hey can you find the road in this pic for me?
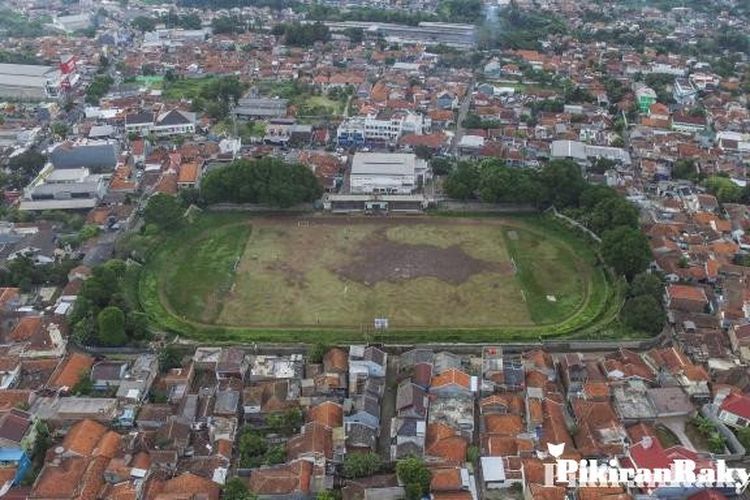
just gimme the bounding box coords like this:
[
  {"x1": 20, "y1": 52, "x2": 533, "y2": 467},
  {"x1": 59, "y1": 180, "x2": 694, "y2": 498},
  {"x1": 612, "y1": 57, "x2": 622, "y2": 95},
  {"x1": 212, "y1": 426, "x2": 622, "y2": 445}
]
[
  {"x1": 450, "y1": 78, "x2": 474, "y2": 154},
  {"x1": 377, "y1": 354, "x2": 398, "y2": 460}
]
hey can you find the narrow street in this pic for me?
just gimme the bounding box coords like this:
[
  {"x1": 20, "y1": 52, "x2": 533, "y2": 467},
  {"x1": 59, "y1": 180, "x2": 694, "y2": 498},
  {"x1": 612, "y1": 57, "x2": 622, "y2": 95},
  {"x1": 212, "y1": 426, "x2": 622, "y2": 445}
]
[
  {"x1": 378, "y1": 354, "x2": 399, "y2": 461},
  {"x1": 450, "y1": 78, "x2": 474, "y2": 154}
]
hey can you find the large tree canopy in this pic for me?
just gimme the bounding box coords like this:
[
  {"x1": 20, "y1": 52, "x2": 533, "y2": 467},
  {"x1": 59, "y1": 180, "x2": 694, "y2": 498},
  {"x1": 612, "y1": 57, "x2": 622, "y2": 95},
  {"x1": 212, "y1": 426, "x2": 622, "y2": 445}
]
[
  {"x1": 601, "y1": 226, "x2": 652, "y2": 280},
  {"x1": 200, "y1": 158, "x2": 322, "y2": 207}
]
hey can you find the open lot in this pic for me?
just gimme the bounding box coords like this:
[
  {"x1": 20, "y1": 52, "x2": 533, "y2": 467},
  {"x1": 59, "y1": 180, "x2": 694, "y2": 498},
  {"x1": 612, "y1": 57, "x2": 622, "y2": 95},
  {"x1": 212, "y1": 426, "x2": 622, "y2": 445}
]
[{"x1": 140, "y1": 214, "x2": 614, "y2": 341}]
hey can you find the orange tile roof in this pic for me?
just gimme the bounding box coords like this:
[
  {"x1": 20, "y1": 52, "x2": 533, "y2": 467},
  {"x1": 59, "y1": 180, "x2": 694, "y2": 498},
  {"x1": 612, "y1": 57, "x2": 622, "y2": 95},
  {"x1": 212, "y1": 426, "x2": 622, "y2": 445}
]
[
  {"x1": 31, "y1": 456, "x2": 88, "y2": 498},
  {"x1": 50, "y1": 352, "x2": 94, "y2": 390},
  {"x1": 308, "y1": 401, "x2": 343, "y2": 429},
  {"x1": 667, "y1": 284, "x2": 707, "y2": 303},
  {"x1": 157, "y1": 472, "x2": 220, "y2": 500},
  {"x1": 249, "y1": 460, "x2": 313, "y2": 496},
  {"x1": 322, "y1": 347, "x2": 348, "y2": 373},
  {"x1": 177, "y1": 162, "x2": 200, "y2": 184},
  {"x1": 425, "y1": 423, "x2": 467, "y2": 464},
  {"x1": 62, "y1": 419, "x2": 108, "y2": 457},
  {"x1": 10, "y1": 316, "x2": 42, "y2": 342},
  {"x1": 0, "y1": 288, "x2": 19, "y2": 309},
  {"x1": 0, "y1": 390, "x2": 31, "y2": 413},
  {"x1": 431, "y1": 368, "x2": 471, "y2": 390},
  {"x1": 483, "y1": 414, "x2": 523, "y2": 436},
  {"x1": 430, "y1": 467, "x2": 464, "y2": 491}
]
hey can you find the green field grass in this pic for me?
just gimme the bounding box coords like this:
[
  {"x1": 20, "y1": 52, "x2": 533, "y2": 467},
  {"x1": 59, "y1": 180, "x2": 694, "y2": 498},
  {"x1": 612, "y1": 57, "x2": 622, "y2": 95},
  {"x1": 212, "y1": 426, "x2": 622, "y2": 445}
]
[
  {"x1": 162, "y1": 76, "x2": 217, "y2": 101},
  {"x1": 134, "y1": 212, "x2": 627, "y2": 342}
]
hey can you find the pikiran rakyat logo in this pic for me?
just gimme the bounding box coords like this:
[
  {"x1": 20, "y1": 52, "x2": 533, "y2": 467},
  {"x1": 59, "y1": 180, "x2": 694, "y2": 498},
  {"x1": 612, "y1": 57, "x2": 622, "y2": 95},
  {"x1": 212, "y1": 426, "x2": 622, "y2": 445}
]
[{"x1": 543, "y1": 440, "x2": 750, "y2": 493}]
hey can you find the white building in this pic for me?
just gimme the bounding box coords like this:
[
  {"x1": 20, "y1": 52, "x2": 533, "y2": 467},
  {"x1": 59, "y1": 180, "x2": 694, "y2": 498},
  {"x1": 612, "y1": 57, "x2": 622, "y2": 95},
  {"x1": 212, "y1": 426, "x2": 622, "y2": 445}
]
[
  {"x1": 337, "y1": 111, "x2": 430, "y2": 147},
  {"x1": 0, "y1": 63, "x2": 64, "y2": 100},
  {"x1": 125, "y1": 109, "x2": 196, "y2": 136},
  {"x1": 20, "y1": 165, "x2": 108, "y2": 211},
  {"x1": 673, "y1": 78, "x2": 697, "y2": 104},
  {"x1": 349, "y1": 152, "x2": 430, "y2": 195},
  {"x1": 52, "y1": 13, "x2": 93, "y2": 33}
]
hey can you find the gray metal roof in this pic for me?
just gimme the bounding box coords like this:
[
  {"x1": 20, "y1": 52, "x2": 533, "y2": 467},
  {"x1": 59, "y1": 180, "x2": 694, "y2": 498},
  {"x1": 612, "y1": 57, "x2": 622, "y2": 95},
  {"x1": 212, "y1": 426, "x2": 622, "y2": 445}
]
[{"x1": 351, "y1": 152, "x2": 417, "y2": 176}]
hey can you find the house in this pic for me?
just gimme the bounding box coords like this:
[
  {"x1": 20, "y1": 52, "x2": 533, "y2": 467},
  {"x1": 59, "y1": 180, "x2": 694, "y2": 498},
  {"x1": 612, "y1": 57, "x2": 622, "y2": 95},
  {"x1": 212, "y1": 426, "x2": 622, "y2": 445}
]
[
  {"x1": 390, "y1": 417, "x2": 426, "y2": 460},
  {"x1": 286, "y1": 422, "x2": 333, "y2": 462},
  {"x1": 396, "y1": 381, "x2": 428, "y2": 419},
  {"x1": 115, "y1": 354, "x2": 157, "y2": 402},
  {"x1": 125, "y1": 109, "x2": 196, "y2": 136},
  {"x1": 481, "y1": 456, "x2": 524, "y2": 490},
  {"x1": 425, "y1": 422, "x2": 468, "y2": 464},
  {"x1": 718, "y1": 392, "x2": 750, "y2": 428},
  {"x1": 90, "y1": 360, "x2": 128, "y2": 391},
  {"x1": 248, "y1": 459, "x2": 314, "y2": 498},
  {"x1": 0, "y1": 409, "x2": 33, "y2": 450},
  {"x1": 323, "y1": 347, "x2": 348, "y2": 374},
  {"x1": 177, "y1": 162, "x2": 203, "y2": 190},
  {"x1": 216, "y1": 348, "x2": 249, "y2": 380},
  {"x1": 153, "y1": 472, "x2": 220, "y2": 500},
  {"x1": 309, "y1": 401, "x2": 343, "y2": 430},
  {"x1": 430, "y1": 368, "x2": 472, "y2": 396},
  {"x1": 47, "y1": 352, "x2": 94, "y2": 392},
  {"x1": 666, "y1": 284, "x2": 709, "y2": 313},
  {"x1": 349, "y1": 346, "x2": 387, "y2": 395}
]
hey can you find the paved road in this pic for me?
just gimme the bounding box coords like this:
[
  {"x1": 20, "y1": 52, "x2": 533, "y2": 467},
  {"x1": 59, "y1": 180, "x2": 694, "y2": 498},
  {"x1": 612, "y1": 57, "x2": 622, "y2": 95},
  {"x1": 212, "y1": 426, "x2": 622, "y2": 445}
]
[
  {"x1": 377, "y1": 354, "x2": 399, "y2": 461},
  {"x1": 450, "y1": 78, "x2": 474, "y2": 154}
]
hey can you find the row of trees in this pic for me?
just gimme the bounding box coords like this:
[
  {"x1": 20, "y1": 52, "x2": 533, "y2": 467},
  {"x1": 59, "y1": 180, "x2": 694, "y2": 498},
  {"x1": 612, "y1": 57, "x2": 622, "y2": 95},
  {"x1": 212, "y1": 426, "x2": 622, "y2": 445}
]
[
  {"x1": 69, "y1": 260, "x2": 150, "y2": 347},
  {"x1": 200, "y1": 158, "x2": 323, "y2": 208},
  {"x1": 271, "y1": 22, "x2": 330, "y2": 47},
  {"x1": 131, "y1": 11, "x2": 202, "y2": 32},
  {"x1": 444, "y1": 158, "x2": 659, "y2": 333}
]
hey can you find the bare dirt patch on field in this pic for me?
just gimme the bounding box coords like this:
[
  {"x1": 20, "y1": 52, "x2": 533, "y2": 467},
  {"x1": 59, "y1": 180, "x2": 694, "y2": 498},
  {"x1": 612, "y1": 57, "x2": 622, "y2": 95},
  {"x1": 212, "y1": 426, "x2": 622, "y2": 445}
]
[{"x1": 336, "y1": 228, "x2": 511, "y2": 286}]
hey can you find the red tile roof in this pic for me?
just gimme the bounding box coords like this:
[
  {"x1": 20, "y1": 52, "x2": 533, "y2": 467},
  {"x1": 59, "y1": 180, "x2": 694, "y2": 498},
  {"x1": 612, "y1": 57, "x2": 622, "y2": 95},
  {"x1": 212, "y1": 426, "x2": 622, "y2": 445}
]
[
  {"x1": 249, "y1": 460, "x2": 313, "y2": 496},
  {"x1": 719, "y1": 391, "x2": 750, "y2": 420},
  {"x1": 425, "y1": 423, "x2": 467, "y2": 464},
  {"x1": 49, "y1": 352, "x2": 94, "y2": 390},
  {"x1": 62, "y1": 419, "x2": 108, "y2": 457},
  {"x1": 308, "y1": 401, "x2": 343, "y2": 429},
  {"x1": 431, "y1": 368, "x2": 470, "y2": 390}
]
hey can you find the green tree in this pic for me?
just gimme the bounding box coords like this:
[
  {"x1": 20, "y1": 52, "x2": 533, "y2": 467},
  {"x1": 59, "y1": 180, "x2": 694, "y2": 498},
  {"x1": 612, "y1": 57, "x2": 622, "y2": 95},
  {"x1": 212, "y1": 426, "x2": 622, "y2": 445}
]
[
  {"x1": 444, "y1": 161, "x2": 479, "y2": 200},
  {"x1": 158, "y1": 346, "x2": 182, "y2": 373},
  {"x1": 132, "y1": 16, "x2": 158, "y2": 32},
  {"x1": 430, "y1": 157, "x2": 454, "y2": 176},
  {"x1": 143, "y1": 193, "x2": 184, "y2": 230},
  {"x1": 264, "y1": 444, "x2": 287, "y2": 465},
  {"x1": 316, "y1": 491, "x2": 338, "y2": 500},
  {"x1": 223, "y1": 477, "x2": 257, "y2": 500},
  {"x1": 708, "y1": 433, "x2": 726, "y2": 454},
  {"x1": 397, "y1": 457, "x2": 431, "y2": 500},
  {"x1": 672, "y1": 159, "x2": 700, "y2": 181},
  {"x1": 736, "y1": 426, "x2": 750, "y2": 451},
  {"x1": 601, "y1": 226, "x2": 652, "y2": 280},
  {"x1": 72, "y1": 370, "x2": 94, "y2": 395},
  {"x1": 267, "y1": 408, "x2": 303, "y2": 436},
  {"x1": 239, "y1": 430, "x2": 268, "y2": 467},
  {"x1": 343, "y1": 452, "x2": 382, "y2": 478},
  {"x1": 51, "y1": 122, "x2": 69, "y2": 138},
  {"x1": 200, "y1": 158, "x2": 322, "y2": 207},
  {"x1": 96, "y1": 306, "x2": 127, "y2": 346},
  {"x1": 308, "y1": 343, "x2": 328, "y2": 364},
  {"x1": 539, "y1": 159, "x2": 586, "y2": 208},
  {"x1": 588, "y1": 196, "x2": 640, "y2": 235},
  {"x1": 620, "y1": 295, "x2": 665, "y2": 335},
  {"x1": 628, "y1": 272, "x2": 664, "y2": 302}
]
